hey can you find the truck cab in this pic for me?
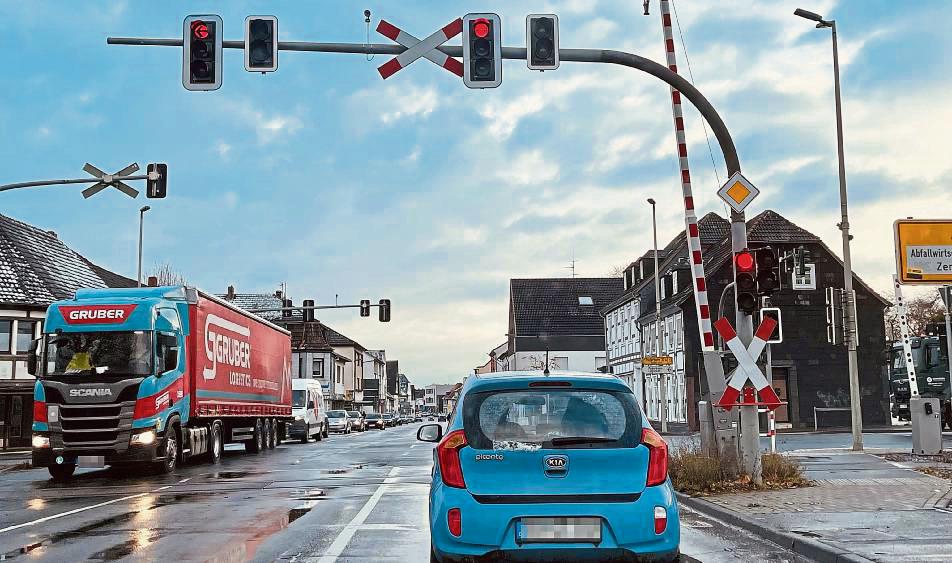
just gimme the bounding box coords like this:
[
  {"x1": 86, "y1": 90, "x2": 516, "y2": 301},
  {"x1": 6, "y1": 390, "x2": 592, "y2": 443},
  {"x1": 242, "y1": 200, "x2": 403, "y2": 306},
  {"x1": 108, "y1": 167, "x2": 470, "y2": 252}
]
[
  {"x1": 888, "y1": 333, "x2": 951, "y2": 427},
  {"x1": 30, "y1": 286, "x2": 190, "y2": 480}
]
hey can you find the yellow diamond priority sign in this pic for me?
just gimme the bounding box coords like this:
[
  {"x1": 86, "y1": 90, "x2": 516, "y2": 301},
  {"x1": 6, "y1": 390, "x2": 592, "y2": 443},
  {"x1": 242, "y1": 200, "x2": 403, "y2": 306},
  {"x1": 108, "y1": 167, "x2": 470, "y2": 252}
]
[{"x1": 717, "y1": 171, "x2": 760, "y2": 214}]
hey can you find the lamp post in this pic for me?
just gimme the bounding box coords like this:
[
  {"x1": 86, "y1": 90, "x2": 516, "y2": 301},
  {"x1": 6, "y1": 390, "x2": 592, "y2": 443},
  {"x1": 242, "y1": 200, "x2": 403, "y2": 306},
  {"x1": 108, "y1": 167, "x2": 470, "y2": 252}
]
[
  {"x1": 648, "y1": 198, "x2": 666, "y2": 432},
  {"x1": 137, "y1": 205, "x2": 151, "y2": 287},
  {"x1": 794, "y1": 8, "x2": 863, "y2": 451}
]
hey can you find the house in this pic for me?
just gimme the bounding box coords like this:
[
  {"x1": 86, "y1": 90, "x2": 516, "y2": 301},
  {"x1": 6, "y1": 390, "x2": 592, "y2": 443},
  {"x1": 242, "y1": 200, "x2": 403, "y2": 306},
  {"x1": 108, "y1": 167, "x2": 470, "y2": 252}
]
[
  {"x1": 502, "y1": 278, "x2": 623, "y2": 373},
  {"x1": 361, "y1": 350, "x2": 387, "y2": 414},
  {"x1": 323, "y1": 327, "x2": 368, "y2": 410},
  {"x1": 385, "y1": 361, "x2": 399, "y2": 413},
  {"x1": 0, "y1": 213, "x2": 137, "y2": 449},
  {"x1": 443, "y1": 382, "x2": 464, "y2": 416},
  {"x1": 603, "y1": 210, "x2": 890, "y2": 430},
  {"x1": 423, "y1": 383, "x2": 456, "y2": 414},
  {"x1": 398, "y1": 374, "x2": 412, "y2": 415}
]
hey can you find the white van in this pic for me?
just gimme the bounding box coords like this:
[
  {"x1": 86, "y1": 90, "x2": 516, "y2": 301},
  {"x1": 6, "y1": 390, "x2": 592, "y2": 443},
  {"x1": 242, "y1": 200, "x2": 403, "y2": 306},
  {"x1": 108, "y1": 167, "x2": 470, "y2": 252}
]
[{"x1": 290, "y1": 379, "x2": 329, "y2": 443}]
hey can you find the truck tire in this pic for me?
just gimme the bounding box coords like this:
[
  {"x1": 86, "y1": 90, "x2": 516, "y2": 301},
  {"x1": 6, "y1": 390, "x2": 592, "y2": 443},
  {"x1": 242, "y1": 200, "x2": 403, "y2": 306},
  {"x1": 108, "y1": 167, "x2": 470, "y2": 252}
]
[
  {"x1": 322, "y1": 423, "x2": 329, "y2": 439},
  {"x1": 209, "y1": 422, "x2": 223, "y2": 464},
  {"x1": 315, "y1": 422, "x2": 323, "y2": 441},
  {"x1": 49, "y1": 463, "x2": 76, "y2": 482},
  {"x1": 267, "y1": 419, "x2": 277, "y2": 450},
  {"x1": 301, "y1": 423, "x2": 310, "y2": 444},
  {"x1": 154, "y1": 425, "x2": 179, "y2": 474},
  {"x1": 246, "y1": 419, "x2": 263, "y2": 453}
]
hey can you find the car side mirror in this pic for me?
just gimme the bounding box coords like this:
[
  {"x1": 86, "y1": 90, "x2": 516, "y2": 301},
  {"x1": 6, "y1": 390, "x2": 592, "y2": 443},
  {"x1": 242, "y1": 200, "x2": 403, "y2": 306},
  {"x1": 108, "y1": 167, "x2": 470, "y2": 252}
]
[
  {"x1": 27, "y1": 337, "x2": 41, "y2": 376},
  {"x1": 163, "y1": 349, "x2": 178, "y2": 373},
  {"x1": 417, "y1": 423, "x2": 443, "y2": 443},
  {"x1": 308, "y1": 401, "x2": 315, "y2": 409}
]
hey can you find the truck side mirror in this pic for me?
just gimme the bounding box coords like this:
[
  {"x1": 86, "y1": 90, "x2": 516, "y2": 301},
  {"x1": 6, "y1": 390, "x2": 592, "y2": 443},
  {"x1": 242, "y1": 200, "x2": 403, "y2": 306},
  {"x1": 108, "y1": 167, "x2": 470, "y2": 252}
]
[
  {"x1": 164, "y1": 349, "x2": 178, "y2": 373},
  {"x1": 27, "y1": 338, "x2": 41, "y2": 376}
]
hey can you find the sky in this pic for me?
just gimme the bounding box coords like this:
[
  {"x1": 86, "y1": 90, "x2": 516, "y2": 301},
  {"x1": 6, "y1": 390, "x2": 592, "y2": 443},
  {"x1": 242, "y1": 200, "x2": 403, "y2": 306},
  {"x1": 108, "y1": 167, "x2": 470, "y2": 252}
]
[{"x1": 2, "y1": 1, "x2": 951, "y2": 386}]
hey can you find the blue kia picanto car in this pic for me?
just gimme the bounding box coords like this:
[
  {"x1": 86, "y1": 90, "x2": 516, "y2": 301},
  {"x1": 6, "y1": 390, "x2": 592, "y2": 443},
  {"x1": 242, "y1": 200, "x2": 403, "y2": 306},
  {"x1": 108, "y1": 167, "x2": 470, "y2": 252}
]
[{"x1": 417, "y1": 371, "x2": 679, "y2": 562}]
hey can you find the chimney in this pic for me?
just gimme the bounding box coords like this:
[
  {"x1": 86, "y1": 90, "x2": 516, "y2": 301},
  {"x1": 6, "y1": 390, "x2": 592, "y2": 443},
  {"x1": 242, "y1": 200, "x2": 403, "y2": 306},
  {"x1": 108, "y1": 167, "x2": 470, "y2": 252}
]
[
  {"x1": 147, "y1": 276, "x2": 159, "y2": 287},
  {"x1": 282, "y1": 299, "x2": 293, "y2": 318},
  {"x1": 275, "y1": 290, "x2": 283, "y2": 299},
  {"x1": 226, "y1": 285, "x2": 236, "y2": 300}
]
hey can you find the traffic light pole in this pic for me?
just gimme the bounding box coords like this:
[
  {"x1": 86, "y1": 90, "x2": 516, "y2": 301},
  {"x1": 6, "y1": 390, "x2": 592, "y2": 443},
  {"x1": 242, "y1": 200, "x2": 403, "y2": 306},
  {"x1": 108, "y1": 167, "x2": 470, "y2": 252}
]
[{"x1": 0, "y1": 174, "x2": 151, "y2": 193}]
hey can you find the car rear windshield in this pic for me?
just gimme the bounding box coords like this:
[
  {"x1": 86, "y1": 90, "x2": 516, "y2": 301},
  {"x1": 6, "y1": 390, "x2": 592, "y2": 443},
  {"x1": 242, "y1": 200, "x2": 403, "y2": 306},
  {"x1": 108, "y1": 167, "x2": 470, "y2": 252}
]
[
  {"x1": 462, "y1": 388, "x2": 643, "y2": 450},
  {"x1": 366, "y1": 414, "x2": 381, "y2": 420},
  {"x1": 327, "y1": 410, "x2": 346, "y2": 418},
  {"x1": 347, "y1": 411, "x2": 362, "y2": 417}
]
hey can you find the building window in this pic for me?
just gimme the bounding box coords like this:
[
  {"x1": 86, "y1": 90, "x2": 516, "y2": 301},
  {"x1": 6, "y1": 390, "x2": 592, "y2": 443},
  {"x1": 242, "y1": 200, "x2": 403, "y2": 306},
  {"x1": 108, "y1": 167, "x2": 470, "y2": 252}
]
[
  {"x1": 15, "y1": 321, "x2": 35, "y2": 355},
  {"x1": 578, "y1": 296, "x2": 593, "y2": 305},
  {"x1": 313, "y1": 358, "x2": 324, "y2": 377},
  {"x1": 0, "y1": 320, "x2": 11, "y2": 354},
  {"x1": 337, "y1": 365, "x2": 343, "y2": 383}
]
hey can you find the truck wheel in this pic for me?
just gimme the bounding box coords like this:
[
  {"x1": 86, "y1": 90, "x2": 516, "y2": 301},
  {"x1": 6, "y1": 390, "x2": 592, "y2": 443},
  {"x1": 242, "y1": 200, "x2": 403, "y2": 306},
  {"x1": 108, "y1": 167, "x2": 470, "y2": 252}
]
[
  {"x1": 301, "y1": 423, "x2": 310, "y2": 444},
  {"x1": 154, "y1": 426, "x2": 179, "y2": 474},
  {"x1": 322, "y1": 423, "x2": 329, "y2": 439},
  {"x1": 267, "y1": 419, "x2": 277, "y2": 450},
  {"x1": 49, "y1": 463, "x2": 76, "y2": 482},
  {"x1": 315, "y1": 422, "x2": 323, "y2": 441},
  {"x1": 209, "y1": 422, "x2": 223, "y2": 464},
  {"x1": 246, "y1": 419, "x2": 263, "y2": 453}
]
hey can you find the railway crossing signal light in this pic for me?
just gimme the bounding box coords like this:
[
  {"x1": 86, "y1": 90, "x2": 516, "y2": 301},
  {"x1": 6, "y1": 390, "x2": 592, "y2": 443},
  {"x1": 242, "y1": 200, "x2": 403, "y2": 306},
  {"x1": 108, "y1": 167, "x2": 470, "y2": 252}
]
[
  {"x1": 183, "y1": 15, "x2": 223, "y2": 91},
  {"x1": 756, "y1": 246, "x2": 780, "y2": 296},
  {"x1": 146, "y1": 163, "x2": 167, "y2": 199},
  {"x1": 245, "y1": 16, "x2": 278, "y2": 72},
  {"x1": 379, "y1": 299, "x2": 391, "y2": 323},
  {"x1": 463, "y1": 13, "x2": 502, "y2": 88},
  {"x1": 360, "y1": 299, "x2": 371, "y2": 317},
  {"x1": 302, "y1": 299, "x2": 315, "y2": 322},
  {"x1": 526, "y1": 14, "x2": 559, "y2": 70},
  {"x1": 757, "y1": 307, "x2": 783, "y2": 343},
  {"x1": 735, "y1": 249, "x2": 758, "y2": 315}
]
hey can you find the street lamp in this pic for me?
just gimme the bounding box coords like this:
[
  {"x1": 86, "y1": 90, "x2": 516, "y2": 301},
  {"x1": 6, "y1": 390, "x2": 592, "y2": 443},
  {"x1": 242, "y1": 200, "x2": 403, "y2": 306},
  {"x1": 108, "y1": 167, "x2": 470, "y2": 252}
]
[
  {"x1": 647, "y1": 198, "x2": 666, "y2": 432},
  {"x1": 794, "y1": 8, "x2": 863, "y2": 451},
  {"x1": 138, "y1": 206, "x2": 151, "y2": 287}
]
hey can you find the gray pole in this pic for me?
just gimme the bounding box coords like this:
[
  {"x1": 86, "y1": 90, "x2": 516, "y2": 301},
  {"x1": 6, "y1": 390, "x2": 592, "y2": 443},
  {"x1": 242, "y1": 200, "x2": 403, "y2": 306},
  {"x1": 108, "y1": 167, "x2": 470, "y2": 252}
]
[
  {"x1": 137, "y1": 206, "x2": 150, "y2": 287},
  {"x1": 830, "y1": 21, "x2": 864, "y2": 451},
  {"x1": 649, "y1": 198, "x2": 666, "y2": 432},
  {"x1": 732, "y1": 210, "x2": 762, "y2": 484}
]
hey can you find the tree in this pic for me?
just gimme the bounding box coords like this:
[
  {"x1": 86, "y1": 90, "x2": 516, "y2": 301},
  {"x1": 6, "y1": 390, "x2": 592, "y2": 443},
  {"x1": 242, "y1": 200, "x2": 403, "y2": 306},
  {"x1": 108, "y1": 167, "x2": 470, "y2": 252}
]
[
  {"x1": 608, "y1": 264, "x2": 627, "y2": 278},
  {"x1": 883, "y1": 289, "x2": 946, "y2": 341},
  {"x1": 150, "y1": 262, "x2": 188, "y2": 286}
]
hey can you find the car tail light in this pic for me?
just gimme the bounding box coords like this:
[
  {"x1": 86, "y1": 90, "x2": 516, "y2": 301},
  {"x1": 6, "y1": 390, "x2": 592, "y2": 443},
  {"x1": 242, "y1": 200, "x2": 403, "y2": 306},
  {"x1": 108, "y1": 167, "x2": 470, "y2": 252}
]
[
  {"x1": 33, "y1": 400, "x2": 48, "y2": 423},
  {"x1": 448, "y1": 508, "x2": 462, "y2": 537},
  {"x1": 437, "y1": 429, "x2": 468, "y2": 488},
  {"x1": 642, "y1": 427, "x2": 669, "y2": 487},
  {"x1": 654, "y1": 506, "x2": 667, "y2": 534}
]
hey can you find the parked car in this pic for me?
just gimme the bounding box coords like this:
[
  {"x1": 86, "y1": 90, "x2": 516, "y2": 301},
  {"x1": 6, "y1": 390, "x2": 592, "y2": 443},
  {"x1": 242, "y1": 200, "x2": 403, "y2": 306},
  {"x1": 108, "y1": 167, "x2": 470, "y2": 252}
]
[
  {"x1": 383, "y1": 413, "x2": 397, "y2": 427},
  {"x1": 417, "y1": 371, "x2": 679, "y2": 563},
  {"x1": 437, "y1": 413, "x2": 447, "y2": 422},
  {"x1": 365, "y1": 413, "x2": 386, "y2": 430},
  {"x1": 347, "y1": 411, "x2": 367, "y2": 432},
  {"x1": 326, "y1": 410, "x2": 352, "y2": 434},
  {"x1": 290, "y1": 379, "x2": 328, "y2": 443},
  {"x1": 414, "y1": 415, "x2": 423, "y2": 423}
]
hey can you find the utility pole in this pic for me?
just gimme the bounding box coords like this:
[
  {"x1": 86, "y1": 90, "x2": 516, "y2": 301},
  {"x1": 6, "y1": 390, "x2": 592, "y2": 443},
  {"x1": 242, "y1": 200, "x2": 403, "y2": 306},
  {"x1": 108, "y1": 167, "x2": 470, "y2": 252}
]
[
  {"x1": 648, "y1": 198, "x2": 666, "y2": 432},
  {"x1": 794, "y1": 8, "x2": 863, "y2": 450},
  {"x1": 137, "y1": 206, "x2": 151, "y2": 287}
]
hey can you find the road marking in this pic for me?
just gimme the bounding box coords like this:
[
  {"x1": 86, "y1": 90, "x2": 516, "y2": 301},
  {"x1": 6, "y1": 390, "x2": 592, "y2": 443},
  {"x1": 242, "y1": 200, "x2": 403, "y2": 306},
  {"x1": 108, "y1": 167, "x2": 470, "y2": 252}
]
[
  {"x1": 315, "y1": 467, "x2": 399, "y2": 563},
  {"x1": 0, "y1": 484, "x2": 175, "y2": 535}
]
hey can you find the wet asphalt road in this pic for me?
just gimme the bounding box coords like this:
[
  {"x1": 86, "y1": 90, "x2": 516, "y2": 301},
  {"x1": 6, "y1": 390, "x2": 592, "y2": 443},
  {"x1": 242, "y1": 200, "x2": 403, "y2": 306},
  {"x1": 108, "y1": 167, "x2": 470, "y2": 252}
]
[{"x1": 0, "y1": 424, "x2": 807, "y2": 562}]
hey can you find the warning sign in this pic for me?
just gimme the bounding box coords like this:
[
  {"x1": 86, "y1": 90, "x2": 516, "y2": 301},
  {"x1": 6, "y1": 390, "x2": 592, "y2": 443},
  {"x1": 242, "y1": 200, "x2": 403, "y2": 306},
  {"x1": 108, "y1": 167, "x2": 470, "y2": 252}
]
[{"x1": 894, "y1": 219, "x2": 952, "y2": 284}]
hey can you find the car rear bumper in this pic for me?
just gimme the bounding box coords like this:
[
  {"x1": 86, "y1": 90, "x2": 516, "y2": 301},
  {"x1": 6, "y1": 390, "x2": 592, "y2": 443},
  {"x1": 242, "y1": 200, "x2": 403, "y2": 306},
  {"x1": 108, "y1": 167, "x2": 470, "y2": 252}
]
[{"x1": 430, "y1": 481, "x2": 679, "y2": 562}]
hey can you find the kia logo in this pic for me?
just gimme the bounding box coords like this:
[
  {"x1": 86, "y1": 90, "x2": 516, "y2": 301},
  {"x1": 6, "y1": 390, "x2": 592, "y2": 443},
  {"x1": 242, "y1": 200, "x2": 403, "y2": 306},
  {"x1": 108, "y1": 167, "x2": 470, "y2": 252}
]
[{"x1": 544, "y1": 455, "x2": 568, "y2": 470}]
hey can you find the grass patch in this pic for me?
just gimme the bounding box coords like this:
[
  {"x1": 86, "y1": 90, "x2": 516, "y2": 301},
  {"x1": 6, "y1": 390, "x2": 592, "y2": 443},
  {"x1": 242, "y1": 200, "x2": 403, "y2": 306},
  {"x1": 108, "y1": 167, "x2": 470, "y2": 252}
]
[{"x1": 670, "y1": 442, "x2": 810, "y2": 495}]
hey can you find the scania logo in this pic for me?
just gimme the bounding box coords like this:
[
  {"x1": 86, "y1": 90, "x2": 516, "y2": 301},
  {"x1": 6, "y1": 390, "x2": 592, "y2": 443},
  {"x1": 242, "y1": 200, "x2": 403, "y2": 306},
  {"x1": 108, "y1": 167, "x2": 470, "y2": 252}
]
[
  {"x1": 69, "y1": 388, "x2": 113, "y2": 398},
  {"x1": 544, "y1": 455, "x2": 568, "y2": 470}
]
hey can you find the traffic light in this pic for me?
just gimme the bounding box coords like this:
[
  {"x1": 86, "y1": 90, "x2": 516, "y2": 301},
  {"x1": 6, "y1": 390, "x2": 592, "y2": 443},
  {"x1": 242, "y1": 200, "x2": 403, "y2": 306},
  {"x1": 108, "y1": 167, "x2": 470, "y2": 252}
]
[
  {"x1": 756, "y1": 246, "x2": 780, "y2": 296},
  {"x1": 302, "y1": 299, "x2": 315, "y2": 323},
  {"x1": 379, "y1": 299, "x2": 391, "y2": 323},
  {"x1": 360, "y1": 299, "x2": 371, "y2": 318},
  {"x1": 146, "y1": 163, "x2": 167, "y2": 199},
  {"x1": 526, "y1": 14, "x2": 559, "y2": 70},
  {"x1": 756, "y1": 307, "x2": 783, "y2": 343},
  {"x1": 245, "y1": 16, "x2": 278, "y2": 72},
  {"x1": 463, "y1": 13, "x2": 502, "y2": 89},
  {"x1": 183, "y1": 15, "x2": 223, "y2": 91},
  {"x1": 734, "y1": 249, "x2": 758, "y2": 315}
]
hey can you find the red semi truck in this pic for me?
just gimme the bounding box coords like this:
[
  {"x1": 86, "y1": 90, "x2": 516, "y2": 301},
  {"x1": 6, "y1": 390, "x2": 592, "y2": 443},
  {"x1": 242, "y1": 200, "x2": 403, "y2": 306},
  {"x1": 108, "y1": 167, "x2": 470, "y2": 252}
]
[{"x1": 30, "y1": 286, "x2": 292, "y2": 479}]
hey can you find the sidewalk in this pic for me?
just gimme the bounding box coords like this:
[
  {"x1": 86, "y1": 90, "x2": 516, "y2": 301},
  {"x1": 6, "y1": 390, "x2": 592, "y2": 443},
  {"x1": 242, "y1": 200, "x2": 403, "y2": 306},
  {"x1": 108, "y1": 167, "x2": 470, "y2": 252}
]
[
  {"x1": 0, "y1": 449, "x2": 32, "y2": 473},
  {"x1": 679, "y1": 451, "x2": 952, "y2": 562}
]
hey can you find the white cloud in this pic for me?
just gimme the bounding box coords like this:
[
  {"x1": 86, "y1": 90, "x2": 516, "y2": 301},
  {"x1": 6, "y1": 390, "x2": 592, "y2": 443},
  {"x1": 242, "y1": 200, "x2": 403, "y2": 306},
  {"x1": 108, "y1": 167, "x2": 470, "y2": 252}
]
[
  {"x1": 219, "y1": 99, "x2": 304, "y2": 145},
  {"x1": 216, "y1": 141, "x2": 232, "y2": 158},
  {"x1": 403, "y1": 146, "x2": 422, "y2": 164},
  {"x1": 575, "y1": 18, "x2": 619, "y2": 44},
  {"x1": 590, "y1": 134, "x2": 647, "y2": 173},
  {"x1": 499, "y1": 150, "x2": 560, "y2": 186},
  {"x1": 380, "y1": 85, "x2": 440, "y2": 124}
]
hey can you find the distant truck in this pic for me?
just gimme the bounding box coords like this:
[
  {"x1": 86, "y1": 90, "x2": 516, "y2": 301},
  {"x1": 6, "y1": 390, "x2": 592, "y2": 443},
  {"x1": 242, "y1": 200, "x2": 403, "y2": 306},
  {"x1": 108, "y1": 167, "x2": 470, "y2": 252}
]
[
  {"x1": 888, "y1": 326, "x2": 952, "y2": 429},
  {"x1": 28, "y1": 286, "x2": 292, "y2": 480}
]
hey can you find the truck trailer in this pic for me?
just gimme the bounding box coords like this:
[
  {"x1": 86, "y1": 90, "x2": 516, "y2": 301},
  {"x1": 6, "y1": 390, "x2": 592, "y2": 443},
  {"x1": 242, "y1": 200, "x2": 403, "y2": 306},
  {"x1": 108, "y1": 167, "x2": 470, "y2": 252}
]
[{"x1": 28, "y1": 286, "x2": 292, "y2": 480}]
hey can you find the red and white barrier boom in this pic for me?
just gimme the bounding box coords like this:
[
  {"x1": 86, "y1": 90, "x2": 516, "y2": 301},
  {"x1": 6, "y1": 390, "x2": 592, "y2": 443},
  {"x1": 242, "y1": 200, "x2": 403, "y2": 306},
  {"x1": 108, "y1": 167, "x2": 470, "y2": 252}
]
[{"x1": 715, "y1": 316, "x2": 782, "y2": 410}]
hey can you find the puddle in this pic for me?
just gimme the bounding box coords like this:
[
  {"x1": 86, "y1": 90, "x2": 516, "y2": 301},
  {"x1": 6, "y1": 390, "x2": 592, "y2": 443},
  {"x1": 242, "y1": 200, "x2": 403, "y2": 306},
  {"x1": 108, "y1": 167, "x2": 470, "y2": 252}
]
[
  {"x1": 88, "y1": 530, "x2": 161, "y2": 561},
  {"x1": 326, "y1": 469, "x2": 348, "y2": 475},
  {"x1": 792, "y1": 529, "x2": 823, "y2": 538},
  {"x1": 287, "y1": 505, "x2": 313, "y2": 524},
  {"x1": 211, "y1": 471, "x2": 261, "y2": 479},
  {"x1": 293, "y1": 488, "x2": 326, "y2": 501}
]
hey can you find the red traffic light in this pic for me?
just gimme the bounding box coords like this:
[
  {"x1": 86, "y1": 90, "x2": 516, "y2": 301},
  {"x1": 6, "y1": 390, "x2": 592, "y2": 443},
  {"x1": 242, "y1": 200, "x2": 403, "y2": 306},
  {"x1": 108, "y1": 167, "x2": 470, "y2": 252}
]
[
  {"x1": 735, "y1": 251, "x2": 755, "y2": 272},
  {"x1": 473, "y1": 18, "x2": 491, "y2": 38},
  {"x1": 191, "y1": 20, "x2": 210, "y2": 39}
]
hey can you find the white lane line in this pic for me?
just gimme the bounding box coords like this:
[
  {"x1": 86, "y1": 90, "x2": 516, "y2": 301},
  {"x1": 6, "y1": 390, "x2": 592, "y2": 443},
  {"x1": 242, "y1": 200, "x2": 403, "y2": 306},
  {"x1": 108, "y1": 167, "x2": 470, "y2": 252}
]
[
  {"x1": 315, "y1": 467, "x2": 400, "y2": 563},
  {"x1": 0, "y1": 484, "x2": 175, "y2": 535}
]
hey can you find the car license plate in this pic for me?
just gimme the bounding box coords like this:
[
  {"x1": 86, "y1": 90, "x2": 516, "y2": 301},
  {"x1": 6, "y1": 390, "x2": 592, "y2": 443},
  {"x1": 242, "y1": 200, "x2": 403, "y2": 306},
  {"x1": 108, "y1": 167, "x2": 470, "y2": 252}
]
[
  {"x1": 517, "y1": 517, "x2": 601, "y2": 543},
  {"x1": 898, "y1": 404, "x2": 908, "y2": 409},
  {"x1": 78, "y1": 456, "x2": 105, "y2": 468}
]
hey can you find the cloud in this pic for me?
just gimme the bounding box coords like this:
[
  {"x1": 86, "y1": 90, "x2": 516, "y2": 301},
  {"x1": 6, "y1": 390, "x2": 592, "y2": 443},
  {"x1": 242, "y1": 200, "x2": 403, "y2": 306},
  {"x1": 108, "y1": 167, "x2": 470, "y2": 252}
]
[
  {"x1": 380, "y1": 85, "x2": 440, "y2": 124},
  {"x1": 219, "y1": 99, "x2": 304, "y2": 145},
  {"x1": 499, "y1": 150, "x2": 560, "y2": 186},
  {"x1": 403, "y1": 146, "x2": 422, "y2": 164},
  {"x1": 590, "y1": 134, "x2": 648, "y2": 173},
  {"x1": 216, "y1": 141, "x2": 232, "y2": 158}
]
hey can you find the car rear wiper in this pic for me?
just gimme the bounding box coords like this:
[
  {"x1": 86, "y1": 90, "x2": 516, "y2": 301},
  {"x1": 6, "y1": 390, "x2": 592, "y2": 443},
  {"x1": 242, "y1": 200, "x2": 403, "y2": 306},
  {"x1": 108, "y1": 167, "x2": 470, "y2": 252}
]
[{"x1": 549, "y1": 436, "x2": 616, "y2": 447}]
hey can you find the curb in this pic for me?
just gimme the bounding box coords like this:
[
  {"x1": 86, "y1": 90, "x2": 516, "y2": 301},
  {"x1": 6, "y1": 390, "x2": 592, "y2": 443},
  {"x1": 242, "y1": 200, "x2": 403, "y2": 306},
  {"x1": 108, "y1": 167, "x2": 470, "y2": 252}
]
[
  {"x1": 675, "y1": 492, "x2": 875, "y2": 563},
  {"x1": 0, "y1": 462, "x2": 32, "y2": 474}
]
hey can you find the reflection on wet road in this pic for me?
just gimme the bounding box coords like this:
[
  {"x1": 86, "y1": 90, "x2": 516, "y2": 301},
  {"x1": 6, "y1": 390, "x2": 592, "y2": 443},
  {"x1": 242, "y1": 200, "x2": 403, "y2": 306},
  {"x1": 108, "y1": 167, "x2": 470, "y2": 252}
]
[{"x1": 0, "y1": 425, "x2": 806, "y2": 562}]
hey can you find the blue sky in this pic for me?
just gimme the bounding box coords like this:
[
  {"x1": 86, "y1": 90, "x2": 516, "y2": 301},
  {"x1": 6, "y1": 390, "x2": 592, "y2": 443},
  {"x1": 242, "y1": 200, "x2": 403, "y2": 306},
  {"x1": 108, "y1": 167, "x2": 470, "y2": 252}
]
[{"x1": 3, "y1": 1, "x2": 950, "y2": 385}]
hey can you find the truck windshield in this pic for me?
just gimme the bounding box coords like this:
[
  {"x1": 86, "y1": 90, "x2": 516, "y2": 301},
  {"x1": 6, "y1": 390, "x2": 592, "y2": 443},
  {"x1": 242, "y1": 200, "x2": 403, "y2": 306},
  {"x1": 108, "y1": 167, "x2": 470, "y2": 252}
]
[
  {"x1": 44, "y1": 331, "x2": 153, "y2": 377},
  {"x1": 890, "y1": 348, "x2": 906, "y2": 372}
]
